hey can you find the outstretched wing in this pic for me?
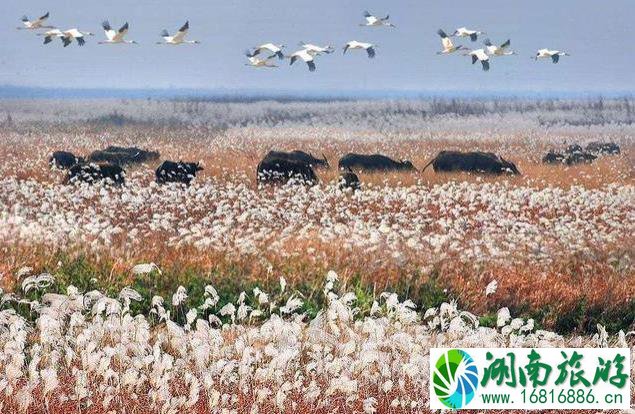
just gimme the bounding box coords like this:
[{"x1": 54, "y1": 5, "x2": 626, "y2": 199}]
[
  {"x1": 118, "y1": 22, "x2": 129, "y2": 34},
  {"x1": 112, "y1": 22, "x2": 129, "y2": 42},
  {"x1": 102, "y1": 21, "x2": 116, "y2": 40},
  {"x1": 500, "y1": 39, "x2": 511, "y2": 49},
  {"x1": 38, "y1": 12, "x2": 50, "y2": 22},
  {"x1": 173, "y1": 21, "x2": 189, "y2": 42},
  {"x1": 381, "y1": 15, "x2": 390, "y2": 21},
  {"x1": 343, "y1": 44, "x2": 350, "y2": 54}
]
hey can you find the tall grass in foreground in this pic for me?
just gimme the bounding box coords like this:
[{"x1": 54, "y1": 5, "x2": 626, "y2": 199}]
[{"x1": 0, "y1": 270, "x2": 633, "y2": 414}]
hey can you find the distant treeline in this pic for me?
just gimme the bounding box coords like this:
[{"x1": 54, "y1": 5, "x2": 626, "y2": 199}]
[{"x1": 1, "y1": 96, "x2": 634, "y2": 129}]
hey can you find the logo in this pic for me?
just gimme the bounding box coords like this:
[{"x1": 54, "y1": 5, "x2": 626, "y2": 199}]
[{"x1": 432, "y1": 349, "x2": 479, "y2": 409}]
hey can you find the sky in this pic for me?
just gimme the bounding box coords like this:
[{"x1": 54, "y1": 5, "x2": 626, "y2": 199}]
[{"x1": 1, "y1": 0, "x2": 634, "y2": 96}]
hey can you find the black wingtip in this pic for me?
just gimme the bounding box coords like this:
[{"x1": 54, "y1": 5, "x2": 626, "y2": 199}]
[
  {"x1": 102, "y1": 21, "x2": 111, "y2": 31},
  {"x1": 437, "y1": 29, "x2": 447, "y2": 38},
  {"x1": 470, "y1": 33, "x2": 477, "y2": 41}
]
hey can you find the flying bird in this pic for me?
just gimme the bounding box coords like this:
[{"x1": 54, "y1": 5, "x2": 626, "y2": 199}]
[
  {"x1": 534, "y1": 49, "x2": 569, "y2": 63},
  {"x1": 360, "y1": 11, "x2": 395, "y2": 28},
  {"x1": 437, "y1": 29, "x2": 464, "y2": 54},
  {"x1": 250, "y1": 43, "x2": 285, "y2": 60},
  {"x1": 299, "y1": 42, "x2": 334, "y2": 55},
  {"x1": 157, "y1": 21, "x2": 200, "y2": 45},
  {"x1": 343, "y1": 41, "x2": 376, "y2": 58},
  {"x1": 288, "y1": 49, "x2": 318, "y2": 72},
  {"x1": 465, "y1": 49, "x2": 490, "y2": 71},
  {"x1": 37, "y1": 29, "x2": 64, "y2": 45},
  {"x1": 59, "y1": 29, "x2": 94, "y2": 47},
  {"x1": 452, "y1": 27, "x2": 486, "y2": 42},
  {"x1": 18, "y1": 12, "x2": 54, "y2": 30},
  {"x1": 99, "y1": 21, "x2": 137, "y2": 44},
  {"x1": 483, "y1": 39, "x2": 516, "y2": 56},
  {"x1": 244, "y1": 50, "x2": 278, "y2": 68}
]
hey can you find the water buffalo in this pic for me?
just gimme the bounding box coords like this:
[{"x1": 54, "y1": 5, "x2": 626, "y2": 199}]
[
  {"x1": 338, "y1": 153, "x2": 416, "y2": 172},
  {"x1": 67, "y1": 163, "x2": 125, "y2": 185},
  {"x1": 257, "y1": 157, "x2": 318, "y2": 185},
  {"x1": 265, "y1": 150, "x2": 329, "y2": 168},
  {"x1": 88, "y1": 146, "x2": 160, "y2": 165},
  {"x1": 339, "y1": 168, "x2": 360, "y2": 191},
  {"x1": 422, "y1": 151, "x2": 520, "y2": 175},
  {"x1": 565, "y1": 144, "x2": 584, "y2": 154},
  {"x1": 564, "y1": 152, "x2": 596, "y2": 165},
  {"x1": 49, "y1": 151, "x2": 84, "y2": 169},
  {"x1": 156, "y1": 161, "x2": 203, "y2": 185},
  {"x1": 542, "y1": 151, "x2": 566, "y2": 164},
  {"x1": 542, "y1": 149, "x2": 596, "y2": 165},
  {"x1": 586, "y1": 142, "x2": 620, "y2": 155}
]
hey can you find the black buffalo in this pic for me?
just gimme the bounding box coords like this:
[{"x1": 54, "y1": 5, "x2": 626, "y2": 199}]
[
  {"x1": 586, "y1": 142, "x2": 620, "y2": 155},
  {"x1": 339, "y1": 168, "x2": 360, "y2": 191},
  {"x1": 564, "y1": 152, "x2": 596, "y2": 165},
  {"x1": 542, "y1": 148, "x2": 597, "y2": 165},
  {"x1": 265, "y1": 150, "x2": 329, "y2": 169},
  {"x1": 50, "y1": 151, "x2": 84, "y2": 169},
  {"x1": 156, "y1": 161, "x2": 203, "y2": 185},
  {"x1": 542, "y1": 151, "x2": 566, "y2": 164},
  {"x1": 422, "y1": 151, "x2": 520, "y2": 175},
  {"x1": 88, "y1": 146, "x2": 160, "y2": 165},
  {"x1": 338, "y1": 153, "x2": 416, "y2": 172},
  {"x1": 565, "y1": 144, "x2": 584, "y2": 154},
  {"x1": 67, "y1": 163, "x2": 125, "y2": 185},
  {"x1": 257, "y1": 157, "x2": 318, "y2": 185}
]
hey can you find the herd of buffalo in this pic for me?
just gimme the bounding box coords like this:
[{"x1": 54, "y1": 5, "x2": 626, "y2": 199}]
[{"x1": 48, "y1": 141, "x2": 622, "y2": 188}]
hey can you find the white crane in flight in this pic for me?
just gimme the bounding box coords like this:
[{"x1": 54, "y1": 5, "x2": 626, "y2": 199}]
[
  {"x1": 359, "y1": 11, "x2": 395, "y2": 28},
  {"x1": 18, "y1": 12, "x2": 55, "y2": 30},
  {"x1": 157, "y1": 21, "x2": 200, "y2": 45},
  {"x1": 99, "y1": 21, "x2": 138, "y2": 44},
  {"x1": 343, "y1": 41, "x2": 377, "y2": 58}
]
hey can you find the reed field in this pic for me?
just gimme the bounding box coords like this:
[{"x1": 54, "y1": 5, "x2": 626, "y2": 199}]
[{"x1": 0, "y1": 98, "x2": 633, "y2": 413}]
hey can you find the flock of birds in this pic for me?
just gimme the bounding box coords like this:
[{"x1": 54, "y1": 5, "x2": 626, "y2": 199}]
[{"x1": 18, "y1": 11, "x2": 570, "y2": 72}]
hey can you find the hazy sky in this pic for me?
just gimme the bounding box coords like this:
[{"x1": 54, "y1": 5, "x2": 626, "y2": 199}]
[{"x1": 1, "y1": 0, "x2": 634, "y2": 95}]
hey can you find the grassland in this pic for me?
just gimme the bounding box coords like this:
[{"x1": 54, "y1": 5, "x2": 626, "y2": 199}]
[{"x1": 0, "y1": 98, "x2": 632, "y2": 413}]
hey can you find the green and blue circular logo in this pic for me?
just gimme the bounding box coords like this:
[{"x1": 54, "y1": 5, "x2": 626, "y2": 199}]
[{"x1": 432, "y1": 349, "x2": 479, "y2": 409}]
